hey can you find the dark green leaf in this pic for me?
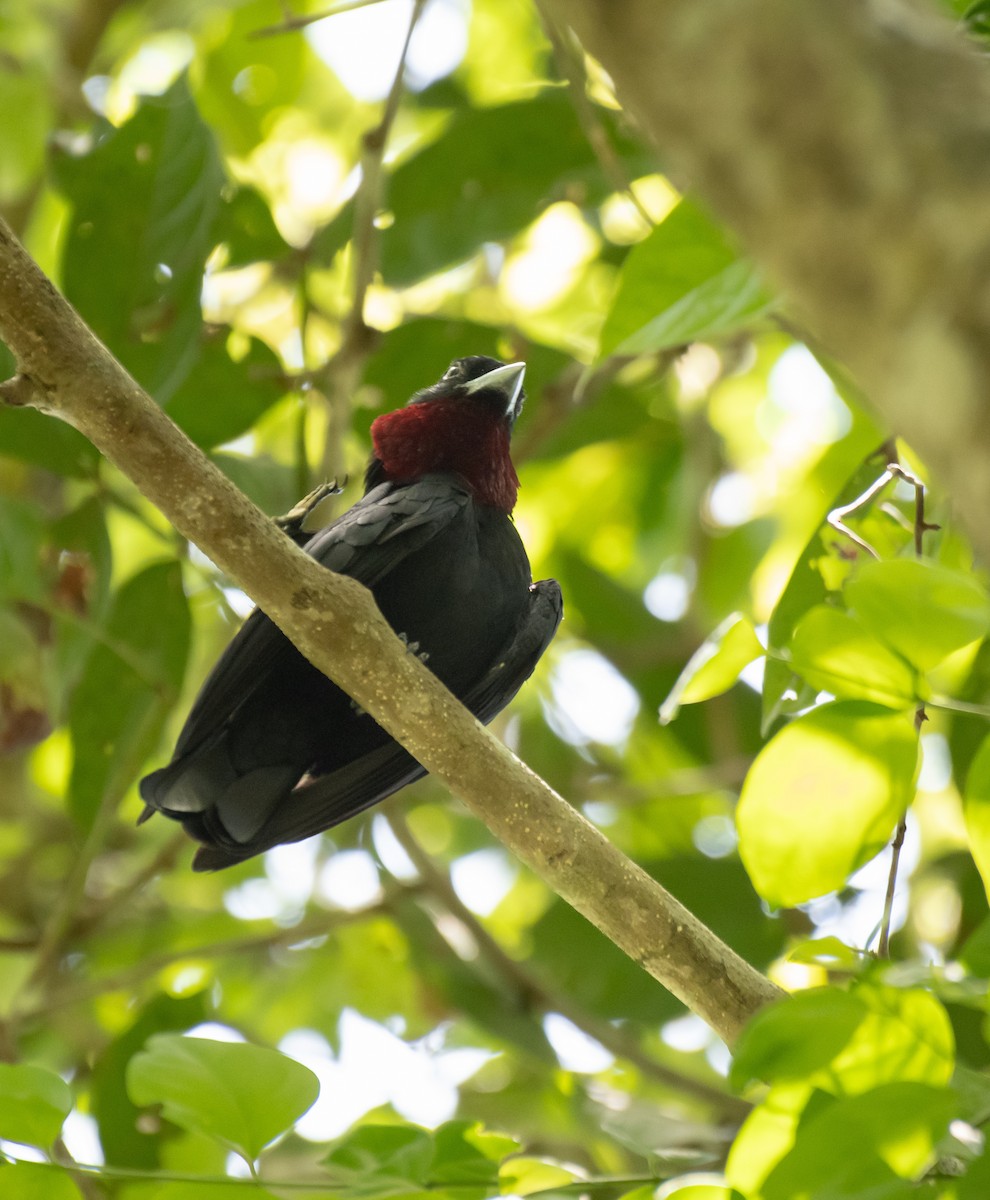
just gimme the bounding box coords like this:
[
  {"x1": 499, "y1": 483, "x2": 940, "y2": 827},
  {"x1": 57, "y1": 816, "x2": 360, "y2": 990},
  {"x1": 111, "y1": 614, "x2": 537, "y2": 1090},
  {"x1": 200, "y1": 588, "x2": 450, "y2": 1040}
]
[
  {"x1": 215, "y1": 186, "x2": 290, "y2": 267},
  {"x1": 166, "y1": 331, "x2": 286, "y2": 448},
  {"x1": 316, "y1": 92, "x2": 651, "y2": 285},
  {"x1": 0, "y1": 408, "x2": 99, "y2": 477},
  {"x1": 68, "y1": 561, "x2": 190, "y2": 828},
  {"x1": 53, "y1": 77, "x2": 224, "y2": 403},
  {"x1": 321, "y1": 1124, "x2": 435, "y2": 1195}
]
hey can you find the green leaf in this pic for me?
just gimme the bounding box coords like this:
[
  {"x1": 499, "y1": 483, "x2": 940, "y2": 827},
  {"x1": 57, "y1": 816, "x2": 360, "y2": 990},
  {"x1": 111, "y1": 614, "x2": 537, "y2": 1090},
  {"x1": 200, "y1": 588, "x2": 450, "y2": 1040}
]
[
  {"x1": 166, "y1": 331, "x2": 286, "y2": 449},
  {"x1": 0, "y1": 1162, "x2": 82, "y2": 1200},
  {"x1": 126, "y1": 1034, "x2": 319, "y2": 1162},
  {"x1": 0, "y1": 407, "x2": 99, "y2": 477},
  {"x1": 53, "y1": 76, "x2": 225, "y2": 403},
  {"x1": 215, "y1": 186, "x2": 290, "y2": 268},
  {"x1": 0, "y1": 1063, "x2": 73, "y2": 1149},
  {"x1": 68, "y1": 561, "x2": 190, "y2": 828},
  {"x1": 139, "y1": 1184, "x2": 280, "y2": 1200},
  {"x1": 0, "y1": 496, "x2": 46, "y2": 603},
  {"x1": 321, "y1": 1125, "x2": 435, "y2": 1195},
  {"x1": 431, "y1": 1121, "x2": 518, "y2": 1184},
  {"x1": 964, "y1": 733, "x2": 990, "y2": 906},
  {"x1": 731, "y1": 989, "x2": 868, "y2": 1091},
  {"x1": 826, "y1": 984, "x2": 954, "y2": 1093},
  {"x1": 500, "y1": 1157, "x2": 579, "y2": 1196},
  {"x1": 786, "y1": 937, "x2": 865, "y2": 971},
  {"x1": 845, "y1": 558, "x2": 990, "y2": 671},
  {"x1": 737, "y1": 702, "x2": 919, "y2": 906},
  {"x1": 316, "y1": 91, "x2": 650, "y2": 285},
  {"x1": 660, "y1": 613, "x2": 763, "y2": 723},
  {"x1": 787, "y1": 605, "x2": 919, "y2": 708},
  {"x1": 597, "y1": 200, "x2": 773, "y2": 359},
  {"x1": 762, "y1": 1082, "x2": 955, "y2": 1197}
]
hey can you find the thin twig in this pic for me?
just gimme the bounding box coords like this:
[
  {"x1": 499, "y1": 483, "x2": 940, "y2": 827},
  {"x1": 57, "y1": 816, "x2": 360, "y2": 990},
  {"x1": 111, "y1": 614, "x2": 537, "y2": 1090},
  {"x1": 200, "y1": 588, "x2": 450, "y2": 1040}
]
[
  {"x1": 250, "y1": 0, "x2": 392, "y2": 39},
  {"x1": 875, "y1": 461, "x2": 935, "y2": 957},
  {"x1": 538, "y1": 4, "x2": 654, "y2": 230}
]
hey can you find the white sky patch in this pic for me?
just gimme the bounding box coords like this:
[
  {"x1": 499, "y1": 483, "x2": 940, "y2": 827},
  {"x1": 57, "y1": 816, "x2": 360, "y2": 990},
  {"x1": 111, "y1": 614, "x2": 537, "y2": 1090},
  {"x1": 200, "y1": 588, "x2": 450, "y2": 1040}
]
[
  {"x1": 760, "y1": 344, "x2": 852, "y2": 457},
  {"x1": 542, "y1": 1014, "x2": 614, "y2": 1074},
  {"x1": 450, "y1": 849, "x2": 515, "y2": 916},
  {"x1": 318, "y1": 849, "x2": 384, "y2": 910},
  {"x1": 661, "y1": 1013, "x2": 713, "y2": 1054},
  {"x1": 184, "y1": 1023, "x2": 247, "y2": 1043},
  {"x1": 644, "y1": 561, "x2": 695, "y2": 622},
  {"x1": 61, "y1": 1111, "x2": 104, "y2": 1166},
  {"x1": 549, "y1": 649, "x2": 640, "y2": 746},
  {"x1": 372, "y1": 814, "x2": 419, "y2": 880},
  {"x1": 265, "y1": 839, "x2": 320, "y2": 906},
  {"x1": 801, "y1": 814, "x2": 921, "y2": 947},
  {"x1": 501, "y1": 203, "x2": 599, "y2": 311},
  {"x1": 306, "y1": 0, "x2": 469, "y2": 102},
  {"x1": 285, "y1": 139, "x2": 346, "y2": 222},
  {"x1": 280, "y1": 1013, "x2": 492, "y2": 1140},
  {"x1": 692, "y1": 814, "x2": 737, "y2": 859},
  {"x1": 918, "y1": 732, "x2": 952, "y2": 793},
  {"x1": 706, "y1": 471, "x2": 758, "y2": 528}
]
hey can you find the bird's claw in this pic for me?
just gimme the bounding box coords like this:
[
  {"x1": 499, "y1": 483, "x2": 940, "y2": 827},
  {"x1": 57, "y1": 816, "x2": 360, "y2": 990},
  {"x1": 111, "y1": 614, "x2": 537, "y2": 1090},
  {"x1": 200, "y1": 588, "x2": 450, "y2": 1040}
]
[
  {"x1": 398, "y1": 632, "x2": 430, "y2": 663},
  {"x1": 275, "y1": 479, "x2": 346, "y2": 537}
]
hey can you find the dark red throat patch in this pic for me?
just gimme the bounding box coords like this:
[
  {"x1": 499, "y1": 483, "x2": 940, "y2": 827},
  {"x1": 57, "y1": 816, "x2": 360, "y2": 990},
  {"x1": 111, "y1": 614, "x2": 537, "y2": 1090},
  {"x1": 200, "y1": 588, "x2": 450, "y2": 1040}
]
[{"x1": 371, "y1": 399, "x2": 520, "y2": 512}]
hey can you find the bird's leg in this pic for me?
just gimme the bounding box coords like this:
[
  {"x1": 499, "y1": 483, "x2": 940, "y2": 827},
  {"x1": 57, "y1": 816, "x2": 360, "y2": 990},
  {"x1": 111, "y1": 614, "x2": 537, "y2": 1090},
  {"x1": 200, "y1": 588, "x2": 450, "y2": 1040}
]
[{"x1": 275, "y1": 480, "x2": 344, "y2": 541}]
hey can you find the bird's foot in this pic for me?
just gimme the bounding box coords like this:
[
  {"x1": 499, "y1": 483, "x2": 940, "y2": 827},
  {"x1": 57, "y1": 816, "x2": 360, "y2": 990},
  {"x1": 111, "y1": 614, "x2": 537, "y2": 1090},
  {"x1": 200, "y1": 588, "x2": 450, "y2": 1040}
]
[
  {"x1": 398, "y1": 632, "x2": 430, "y2": 664},
  {"x1": 275, "y1": 479, "x2": 346, "y2": 539}
]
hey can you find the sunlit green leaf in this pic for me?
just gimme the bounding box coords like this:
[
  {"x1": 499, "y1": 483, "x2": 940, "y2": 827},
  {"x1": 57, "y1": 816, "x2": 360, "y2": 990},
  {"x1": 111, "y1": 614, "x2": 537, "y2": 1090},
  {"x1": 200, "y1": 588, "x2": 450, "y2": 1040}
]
[
  {"x1": 0, "y1": 1162, "x2": 82, "y2": 1200},
  {"x1": 737, "y1": 702, "x2": 919, "y2": 906},
  {"x1": 598, "y1": 200, "x2": 773, "y2": 359},
  {"x1": 126, "y1": 1034, "x2": 319, "y2": 1162},
  {"x1": 762, "y1": 1082, "x2": 955, "y2": 1197},
  {"x1": 731, "y1": 989, "x2": 867, "y2": 1091},
  {"x1": 788, "y1": 605, "x2": 919, "y2": 708},
  {"x1": 964, "y1": 733, "x2": 990, "y2": 906},
  {"x1": 500, "y1": 1156, "x2": 579, "y2": 1195},
  {"x1": 846, "y1": 558, "x2": 990, "y2": 671},
  {"x1": 660, "y1": 613, "x2": 763, "y2": 723},
  {"x1": 0, "y1": 1063, "x2": 73, "y2": 1149}
]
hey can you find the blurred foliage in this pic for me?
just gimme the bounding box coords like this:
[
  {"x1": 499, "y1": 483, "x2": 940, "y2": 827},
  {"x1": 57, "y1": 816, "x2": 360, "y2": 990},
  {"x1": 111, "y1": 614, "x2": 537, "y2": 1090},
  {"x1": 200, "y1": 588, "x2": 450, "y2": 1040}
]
[{"x1": 1, "y1": 0, "x2": 989, "y2": 1197}]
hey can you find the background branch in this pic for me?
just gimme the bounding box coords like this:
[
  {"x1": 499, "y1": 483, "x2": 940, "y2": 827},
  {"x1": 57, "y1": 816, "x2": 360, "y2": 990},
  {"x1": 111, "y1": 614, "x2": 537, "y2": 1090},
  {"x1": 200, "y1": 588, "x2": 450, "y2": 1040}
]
[{"x1": 0, "y1": 216, "x2": 781, "y2": 1047}]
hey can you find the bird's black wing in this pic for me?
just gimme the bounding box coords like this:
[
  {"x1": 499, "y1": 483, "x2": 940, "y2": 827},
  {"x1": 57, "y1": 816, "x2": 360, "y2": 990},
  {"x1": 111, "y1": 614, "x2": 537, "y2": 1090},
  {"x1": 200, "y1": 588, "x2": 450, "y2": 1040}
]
[
  {"x1": 190, "y1": 578, "x2": 562, "y2": 870},
  {"x1": 169, "y1": 477, "x2": 472, "y2": 759}
]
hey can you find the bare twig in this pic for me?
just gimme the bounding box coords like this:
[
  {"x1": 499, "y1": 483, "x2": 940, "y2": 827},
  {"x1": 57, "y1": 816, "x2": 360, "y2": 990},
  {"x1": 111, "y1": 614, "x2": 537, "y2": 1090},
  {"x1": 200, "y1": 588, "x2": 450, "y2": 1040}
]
[{"x1": 250, "y1": 0, "x2": 392, "y2": 39}]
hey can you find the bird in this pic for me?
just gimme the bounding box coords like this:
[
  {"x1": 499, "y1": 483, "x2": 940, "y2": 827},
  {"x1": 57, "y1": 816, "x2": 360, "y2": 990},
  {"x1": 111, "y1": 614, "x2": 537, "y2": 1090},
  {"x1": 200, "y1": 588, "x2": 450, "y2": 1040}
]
[{"x1": 139, "y1": 356, "x2": 563, "y2": 870}]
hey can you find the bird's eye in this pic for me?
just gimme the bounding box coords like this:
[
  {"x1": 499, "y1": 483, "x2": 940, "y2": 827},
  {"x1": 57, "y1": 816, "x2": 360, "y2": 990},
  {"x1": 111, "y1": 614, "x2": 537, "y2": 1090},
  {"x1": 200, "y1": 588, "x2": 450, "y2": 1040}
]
[{"x1": 442, "y1": 361, "x2": 463, "y2": 381}]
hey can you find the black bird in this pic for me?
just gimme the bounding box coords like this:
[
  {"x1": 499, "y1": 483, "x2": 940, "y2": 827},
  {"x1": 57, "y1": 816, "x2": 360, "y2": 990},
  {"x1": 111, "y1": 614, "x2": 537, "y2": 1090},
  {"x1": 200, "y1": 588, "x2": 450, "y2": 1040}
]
[{"x1": 140, "y1": 357, "x2": 562, "y2": 870}]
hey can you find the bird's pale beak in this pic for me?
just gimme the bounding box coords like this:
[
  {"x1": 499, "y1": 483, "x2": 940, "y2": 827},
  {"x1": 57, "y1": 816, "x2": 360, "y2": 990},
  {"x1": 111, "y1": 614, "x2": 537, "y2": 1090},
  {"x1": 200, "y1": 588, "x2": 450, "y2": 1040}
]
[{"x1": 462, "y1": 361, "x2": 526, "y2": 417}]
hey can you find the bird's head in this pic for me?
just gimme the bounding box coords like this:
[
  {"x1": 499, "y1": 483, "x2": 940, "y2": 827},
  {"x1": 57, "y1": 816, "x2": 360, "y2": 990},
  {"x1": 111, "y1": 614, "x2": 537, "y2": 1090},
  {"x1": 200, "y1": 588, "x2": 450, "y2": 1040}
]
[{"x1": 369, "y1": 357, "x2": 526, "y2": 512}]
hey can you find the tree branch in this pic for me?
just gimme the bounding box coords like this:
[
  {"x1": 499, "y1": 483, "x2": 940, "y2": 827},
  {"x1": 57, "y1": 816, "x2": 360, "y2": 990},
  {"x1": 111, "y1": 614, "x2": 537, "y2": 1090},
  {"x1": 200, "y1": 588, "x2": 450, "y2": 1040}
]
[
  {"x1": 0, "y1": 216, "x2": 781, "y2": 1046},
  {"x1": 544, "y1": 0, "x2": 990, "y2": 566}
]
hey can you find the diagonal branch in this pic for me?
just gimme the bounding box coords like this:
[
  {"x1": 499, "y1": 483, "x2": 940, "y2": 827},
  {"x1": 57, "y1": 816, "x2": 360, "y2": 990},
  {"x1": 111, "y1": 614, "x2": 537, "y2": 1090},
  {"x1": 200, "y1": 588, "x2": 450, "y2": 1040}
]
[{"x1": 0, "y1": 216, "x2": 781, "y2": 1046}]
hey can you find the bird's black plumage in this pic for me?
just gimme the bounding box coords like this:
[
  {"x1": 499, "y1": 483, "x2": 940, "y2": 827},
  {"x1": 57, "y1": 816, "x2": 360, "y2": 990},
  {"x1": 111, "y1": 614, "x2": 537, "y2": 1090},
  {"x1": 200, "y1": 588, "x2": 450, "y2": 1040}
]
[{"x1": 140, "y1": 356, "x2": 562, "y2": 870}]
